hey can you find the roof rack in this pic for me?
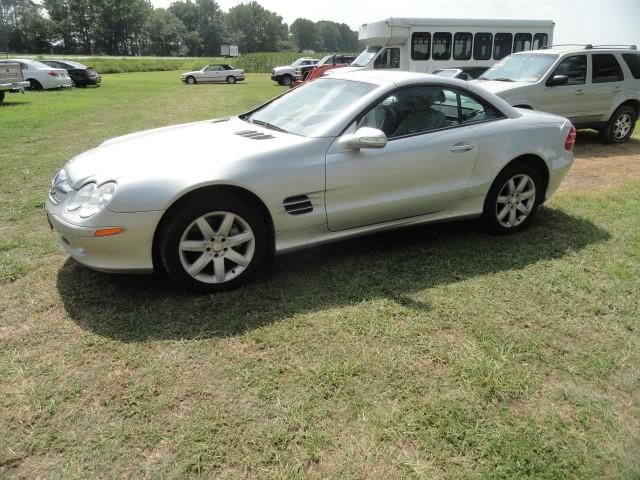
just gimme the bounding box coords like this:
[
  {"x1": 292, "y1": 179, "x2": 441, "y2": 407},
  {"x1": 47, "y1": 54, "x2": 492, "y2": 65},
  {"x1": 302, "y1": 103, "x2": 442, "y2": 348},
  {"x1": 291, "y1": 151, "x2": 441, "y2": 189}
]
[{"x1": 543, "y1": 44, "x2": 637, "y2": 50}]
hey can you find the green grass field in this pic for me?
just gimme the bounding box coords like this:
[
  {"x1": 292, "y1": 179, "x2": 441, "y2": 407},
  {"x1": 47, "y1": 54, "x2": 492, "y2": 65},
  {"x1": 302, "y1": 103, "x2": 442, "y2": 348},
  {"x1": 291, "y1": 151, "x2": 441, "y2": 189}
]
[{"x1": 1, "y1": 71, "x2": 639, "y2": 478}]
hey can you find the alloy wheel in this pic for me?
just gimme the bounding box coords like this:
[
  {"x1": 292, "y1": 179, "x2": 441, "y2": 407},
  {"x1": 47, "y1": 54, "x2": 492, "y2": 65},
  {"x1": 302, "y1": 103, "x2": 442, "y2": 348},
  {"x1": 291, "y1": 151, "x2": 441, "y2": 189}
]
[
  {"x1": 495, "y1": 174, "x2": 536, "y2": 228},
  {"x1": 613, "y1": 113, "x2": 632, "y2": 140},
  {"x1": 179, "y1": 211, "x2": 255, "y2": 284}
]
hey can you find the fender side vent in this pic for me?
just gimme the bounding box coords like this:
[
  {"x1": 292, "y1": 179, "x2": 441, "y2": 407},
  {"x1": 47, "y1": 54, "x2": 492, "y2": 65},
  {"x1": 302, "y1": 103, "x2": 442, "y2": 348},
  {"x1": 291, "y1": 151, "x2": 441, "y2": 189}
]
[
  {"x1": 283, "y1": 195, "x2": 313, "y2": 215},
  {"x1": 235, "y1": 130, "x2": 275, "y2": 140}
]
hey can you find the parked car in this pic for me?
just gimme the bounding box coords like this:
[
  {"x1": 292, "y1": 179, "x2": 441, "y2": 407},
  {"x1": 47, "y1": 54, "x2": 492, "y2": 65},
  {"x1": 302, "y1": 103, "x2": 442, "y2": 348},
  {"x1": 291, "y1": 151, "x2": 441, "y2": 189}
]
[
  {"x1": 0, "y1": 62, "x2": 30, "y2": 104},
  {"x1": 181, "y1": 65, "x2": 245, "y2": 85},
  {"x1": 433, "y1": 67, "x2": 488, "y2": 80},
  {"x1": 292, "y1": 54, "x2": 357, "y2": 87},
  {"x1": 46, "y1": 71, "x2": 575, "y2": 293},
  {"x1": 0, "y1": 59, "x2": 73, "y2": 90},
  {"x1": 473, "y1": 45, "x2": 640, "y2": 143},
  {"x1": 271, "y1": 58, "x2": 318, "y2": 86},
  {"x1": 40, "y1": 60, "x2": 101, "y2": 87}
]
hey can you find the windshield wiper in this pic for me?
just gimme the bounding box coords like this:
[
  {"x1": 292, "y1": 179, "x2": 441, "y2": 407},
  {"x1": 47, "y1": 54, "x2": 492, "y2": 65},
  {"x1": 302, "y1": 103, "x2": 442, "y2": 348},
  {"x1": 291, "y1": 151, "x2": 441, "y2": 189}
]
[{"x1": 250, "y1": 119, "x2": 289, "y2": 134}]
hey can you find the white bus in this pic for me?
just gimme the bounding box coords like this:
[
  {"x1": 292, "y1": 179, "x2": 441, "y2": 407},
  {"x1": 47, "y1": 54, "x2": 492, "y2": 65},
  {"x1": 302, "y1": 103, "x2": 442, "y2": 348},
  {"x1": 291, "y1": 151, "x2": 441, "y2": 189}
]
[{"x1": 349, "y1": 18, "x2": 555, "y2": 75}]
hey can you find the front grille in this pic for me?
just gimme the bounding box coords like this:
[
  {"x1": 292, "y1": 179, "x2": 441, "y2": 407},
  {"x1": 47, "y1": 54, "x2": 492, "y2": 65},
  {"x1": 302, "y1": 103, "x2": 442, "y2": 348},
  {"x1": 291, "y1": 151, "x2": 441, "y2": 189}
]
[{"x1": 234, "y1": 130, "x2": 275, "y2": 140}]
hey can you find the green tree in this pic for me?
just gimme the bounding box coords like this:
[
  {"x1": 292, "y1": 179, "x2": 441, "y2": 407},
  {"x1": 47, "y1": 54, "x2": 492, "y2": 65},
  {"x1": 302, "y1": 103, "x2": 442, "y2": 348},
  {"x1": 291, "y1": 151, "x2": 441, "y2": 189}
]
[
  {"x1": 226, "y1": 1, "x2": 286, "y2": 53},
  {"x1": 2, "y1": 0, "x2": 53, "y2": 52},
  {"x1": 95, "y1": 0, "x2": 151, "y2": 55},
  {"x1": 290, "y1": 18, "x2": 319, "y2": 52},
  {"x1": 144, "y1": 8, "x2": 186, "y2": 56},
  {"x1": 316, "y1": 20, "x2": 340, "y2": 51}
]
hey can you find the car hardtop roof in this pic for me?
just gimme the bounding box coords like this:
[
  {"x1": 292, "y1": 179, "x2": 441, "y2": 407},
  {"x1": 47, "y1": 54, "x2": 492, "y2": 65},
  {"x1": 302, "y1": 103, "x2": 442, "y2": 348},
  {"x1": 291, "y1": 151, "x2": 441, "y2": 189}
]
[{"x1": 514, "y1": 44, "x2": 638, "y2": 55}]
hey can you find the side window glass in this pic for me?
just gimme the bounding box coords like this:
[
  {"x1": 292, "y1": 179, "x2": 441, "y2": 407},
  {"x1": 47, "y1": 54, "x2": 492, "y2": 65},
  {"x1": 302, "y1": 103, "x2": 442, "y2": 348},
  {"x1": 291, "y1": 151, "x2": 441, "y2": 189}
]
[
  {"x1": 493, "y1": 33, "x2": 513, "y2": 60},
  {"x1": 592, "y1": 54, "x2": 624, "y2": 83},
  {"x1": 459, "y1": 93, "x2": 501, "y2": 124},
  {"x1": 513, "y1": 33, "x2": 532, "y2": 53},
  {"x1": 20, "y1": 62, "x2": 29, "y2": 70},
  {"x1": 453, "y1": 32, "x2": 473, "y2": 61},
  {"x1": 374, "y1": 48, "x2": 400, "y2": 69},
  {"x1": 550, "y1": 55, "x2": 586, "y2": 85},
  {"x1": 532, "y1": 33, "x2": 548, "y2": 50},
  {"x1": 432, "y1": 32, "x2": 452, "y2": 60},
  {"x1": 358, "y1": 86, "x2": 458, "y2": 138},
  {"x1": 473, "y1": 33, "x2": 493, "y2": 60},
  {"x1": 622, "y1": 53, "x2": 640, "y2": 79},
  {"x1": 411, "y1": 32, "x2": 431, "y2": 60}
]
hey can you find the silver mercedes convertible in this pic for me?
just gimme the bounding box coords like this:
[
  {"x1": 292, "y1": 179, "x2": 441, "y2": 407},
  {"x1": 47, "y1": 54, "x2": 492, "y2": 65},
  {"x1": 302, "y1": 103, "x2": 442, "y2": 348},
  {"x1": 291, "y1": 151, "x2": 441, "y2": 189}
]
[{"x1": 46, "y1": 71, "x2": 575, "y2": 292}]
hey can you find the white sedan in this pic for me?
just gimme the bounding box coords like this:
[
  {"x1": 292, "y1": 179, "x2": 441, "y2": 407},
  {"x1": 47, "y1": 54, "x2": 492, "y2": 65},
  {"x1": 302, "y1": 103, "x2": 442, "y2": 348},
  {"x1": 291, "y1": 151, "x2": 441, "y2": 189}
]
[
  {"x1": 181, "y1": 64, "x2": 245, "y2": 85},
  {"x1": 0, "y1": 59, "x2": 73, "y2": 90},
  {"x1": 46, "y1": 71, "x2": 575, "y2": 292}
]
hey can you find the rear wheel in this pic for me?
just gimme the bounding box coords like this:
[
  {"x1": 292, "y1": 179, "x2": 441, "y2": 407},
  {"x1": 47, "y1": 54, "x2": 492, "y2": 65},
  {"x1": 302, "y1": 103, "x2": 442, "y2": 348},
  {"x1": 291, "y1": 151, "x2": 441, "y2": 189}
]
[
  {"x1": 160, "y1": 194, "x2": 268, "y2": 293},
  {"x1": 600, "y1": 105, "x2": 636, "y2": 144},
  {"x1": 482, "y1": 162, "x2": 542, "y2": 234},
  {"x1": 186, "y1": 76, "x2": 196, "y2": 85},
  {"x1": 0, "y1": 91, "x2": 5, "y2": 104},
  {"x1": 28, "y1": 79, "x2": 43, "y2": 91},
  {"x1": 226, "y1": 76, "x2": 237, "y2": 84}
]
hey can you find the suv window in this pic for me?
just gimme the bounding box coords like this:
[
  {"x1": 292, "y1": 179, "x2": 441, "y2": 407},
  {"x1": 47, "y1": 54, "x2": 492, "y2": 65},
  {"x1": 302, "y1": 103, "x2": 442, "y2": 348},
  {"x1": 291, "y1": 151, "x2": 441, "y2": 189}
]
[
  {"x1": 532, "y1": 33, "x2": 548, "y2": 50},
  {"x1": 622, "y1": 53, "x2": 640, "y2": 79},
  {"x1": 513, "y1": 33, "x2": 532, "y2": 53},
  {"x1": 374, "y1": 48, "x2": 400, "y2": 69},
  {"x1": 550, "y1": 55, "x2": 587, "y2": 85},
  {"x1": 493, "y1": 33, "x2": 513, "y2": 60},
  {"x1": 473, "y1": 33, "x2": 493, "y2": 60},
  {"x1": 592, "y1": 54, "x2": 624, "y2": 83},
  {"x1": 433, "y1": 33, "x2": 452, "y2": 60},
  {"x1": 453, "y1": 33, "x2": 473, "y2": 60},
  {"x1": 411, "y1": 32, "x2": 431, "y2": 60}
]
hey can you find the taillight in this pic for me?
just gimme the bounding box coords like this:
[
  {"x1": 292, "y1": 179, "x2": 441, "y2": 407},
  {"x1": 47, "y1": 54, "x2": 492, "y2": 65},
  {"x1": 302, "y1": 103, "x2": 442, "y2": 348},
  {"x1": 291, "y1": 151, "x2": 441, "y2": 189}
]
[
  {"x1": 564, "y1": 125, "x2": 577, "y2": 151},
  {"x1": 47, "y1": 71, "x2": 59, "y2": 77}
]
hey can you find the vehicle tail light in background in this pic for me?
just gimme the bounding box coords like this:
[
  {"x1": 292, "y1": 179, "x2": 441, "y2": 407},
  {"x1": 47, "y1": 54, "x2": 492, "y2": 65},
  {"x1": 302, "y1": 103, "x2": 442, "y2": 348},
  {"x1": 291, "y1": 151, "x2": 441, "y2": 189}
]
[
  {"x1": 564, "y1": 125, "x2": 577, "y2": 151},
  {"x1": 47, "y1": 71, "x2": 59, "y2": 77}
]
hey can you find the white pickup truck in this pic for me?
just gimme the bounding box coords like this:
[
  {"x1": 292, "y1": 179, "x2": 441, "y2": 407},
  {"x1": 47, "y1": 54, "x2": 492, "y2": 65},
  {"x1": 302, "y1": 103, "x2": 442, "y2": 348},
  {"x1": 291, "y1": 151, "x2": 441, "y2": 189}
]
[{"x1": 0, "y1": 62, "x2": 30, "y2": 104}]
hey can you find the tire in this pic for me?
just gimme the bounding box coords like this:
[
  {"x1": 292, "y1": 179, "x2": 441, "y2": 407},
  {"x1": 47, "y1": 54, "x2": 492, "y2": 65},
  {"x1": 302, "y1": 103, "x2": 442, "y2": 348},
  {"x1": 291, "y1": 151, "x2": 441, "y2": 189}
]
[
  {"x1": 600, "y1": 105, "x2": 636, "y2": 144},
  {"x1": 0, "y1": 91, "x2": 5, "y2": 104},
  {"x1": 186, "y1": 76, "x2": 196, "y2": 85},
  {"x1": 481, "y1": 161, "x2": 542, "y2": 234},
  {"x1": 282, "y1": 74, "x2": 293, "y2": 86},
  {"x1": 226, "y1": 76, "x2": 236, "y2": 84},
  {"x1": 28, "y1": 79, "x2": 43, "y2": 91},
  {"x1": 160, "y1": 194, "x2": 268, "y2": 293}
]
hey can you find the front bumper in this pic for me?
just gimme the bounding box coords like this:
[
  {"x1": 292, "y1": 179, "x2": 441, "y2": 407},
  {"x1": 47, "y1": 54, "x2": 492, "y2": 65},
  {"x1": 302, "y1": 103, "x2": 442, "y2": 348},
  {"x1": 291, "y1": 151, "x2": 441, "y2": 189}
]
[
  {"x1": 46, "y1": 201, "x2": 163, "y2": 273},
  {"x1": 270, "y1": 75, "x2": 281, "y2": 82},
  {"x1": 0, "y1": 80, "x2": 30, "y2": 93}
]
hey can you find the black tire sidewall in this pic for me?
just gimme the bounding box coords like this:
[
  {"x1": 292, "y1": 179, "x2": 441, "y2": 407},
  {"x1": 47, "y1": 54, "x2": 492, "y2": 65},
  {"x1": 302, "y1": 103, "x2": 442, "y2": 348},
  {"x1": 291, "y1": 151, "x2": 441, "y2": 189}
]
[
  {"x1": 160, "y1": 195, "x2": 268, "y2": 293},
  {"x1": 187, "y1": 76, "x2": 196, "y2": 85},
  {"x1": 482, "y1": 162, "x2": 542, "y2": 234},
  {"x1": 603, "y1": 106, "x2": 636, "y2": 144},
  {"x1": 29, "y1": 79, "x2": 43, "y2": 90},
  {"x1": 226, "y1": 76, "x2": 236, "y2": 84},
  {"x1": 0, "y1": 91, "x2": 4, "y2": 103},
  {"x1": 282, "y1": 75, "x2": 292, "y2": 86}
]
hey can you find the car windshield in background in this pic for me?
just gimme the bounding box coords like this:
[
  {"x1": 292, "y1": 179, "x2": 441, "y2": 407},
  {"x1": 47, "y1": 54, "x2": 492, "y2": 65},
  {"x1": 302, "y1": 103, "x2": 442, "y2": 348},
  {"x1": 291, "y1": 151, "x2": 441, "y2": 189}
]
[
  {"x1": 352, "y1": 46, "x2": 382, "y2": 67},
  {"x1": 434, "y1": 69, "x2": 460, "y2": 78},
  {"x1": 30, "y1": 60, "x2": 55, "y2": 69},
  {"x1": 481, "y1": 53, "x2": 558, "y2": 82},
  {"x1": 246, "y1": 79, "x2": 377, "y2": 137},
  {"x1": 63, "y1": 60, "x2": 87, "y2": 69}
]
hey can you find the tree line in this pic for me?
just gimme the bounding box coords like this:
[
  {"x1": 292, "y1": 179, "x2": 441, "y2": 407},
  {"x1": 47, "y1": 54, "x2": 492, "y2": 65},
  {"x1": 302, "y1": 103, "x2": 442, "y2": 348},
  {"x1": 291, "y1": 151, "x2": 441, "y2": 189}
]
[{"x1": 0, "y1": 0, "x2": 361, "y2": 56}]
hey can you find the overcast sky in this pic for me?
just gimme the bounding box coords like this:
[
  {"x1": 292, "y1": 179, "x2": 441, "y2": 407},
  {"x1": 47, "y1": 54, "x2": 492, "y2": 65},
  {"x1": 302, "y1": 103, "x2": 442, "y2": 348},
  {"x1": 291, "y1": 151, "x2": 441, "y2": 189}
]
[{"x1": 149, "y1": 0, "x2": 640, "y2": 46}]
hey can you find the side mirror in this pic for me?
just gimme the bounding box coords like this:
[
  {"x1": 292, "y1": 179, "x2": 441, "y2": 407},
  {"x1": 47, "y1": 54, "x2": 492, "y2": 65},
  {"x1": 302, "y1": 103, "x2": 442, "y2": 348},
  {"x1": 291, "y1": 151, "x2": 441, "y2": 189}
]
[
  {"x1": 547, "y1": 74, "x2": 569, "y2": 87},
  {"x1": 340, "y1": 127, "x2": 387, "y2": 150}
]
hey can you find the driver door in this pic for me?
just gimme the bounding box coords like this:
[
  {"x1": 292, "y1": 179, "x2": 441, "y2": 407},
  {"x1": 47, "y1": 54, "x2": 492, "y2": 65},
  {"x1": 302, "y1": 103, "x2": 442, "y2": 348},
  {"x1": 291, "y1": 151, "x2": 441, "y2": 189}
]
[
  {"x1": 325, "y1": 86, "x2": 483, "y2": 231},
  {"x1": 203, "y1": 65, "x2": 221, "y2": 82},
  {"x1": 540, "y1": 54, "x2": 592, "y2": 121}
]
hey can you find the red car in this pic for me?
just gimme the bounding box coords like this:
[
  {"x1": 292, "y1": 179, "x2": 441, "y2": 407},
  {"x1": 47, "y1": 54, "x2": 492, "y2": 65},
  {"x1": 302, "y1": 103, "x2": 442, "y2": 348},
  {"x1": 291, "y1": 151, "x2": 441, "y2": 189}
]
[{"x1": 291, "y1": 54, "x2": 356, "y2": 88}]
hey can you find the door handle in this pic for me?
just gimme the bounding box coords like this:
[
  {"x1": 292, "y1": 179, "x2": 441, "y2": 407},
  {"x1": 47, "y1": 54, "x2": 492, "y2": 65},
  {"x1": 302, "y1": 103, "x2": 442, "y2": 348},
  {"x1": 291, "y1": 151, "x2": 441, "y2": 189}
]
[
  {"x1": 450, "y1": 143, "x2": 474, "y2": 152},
  {"x1": 574, "y1": 89, "x2": 585, "y2": 95}
]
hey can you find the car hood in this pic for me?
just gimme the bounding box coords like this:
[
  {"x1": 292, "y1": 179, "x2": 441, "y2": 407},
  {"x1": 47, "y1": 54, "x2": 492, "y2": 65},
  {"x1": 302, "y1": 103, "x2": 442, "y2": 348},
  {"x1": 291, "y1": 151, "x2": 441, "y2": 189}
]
[
  {"x1": 273, "y1": 66, "x2": 294, "y2": 73},
  {"x1": 64, "y1": 117, "x2": 317, "y2": 197},
  {"x1": 181, "y1": 70, "x2": 202, "y2": 76},
  {"x1": 471, "y1": 79, "x2": 532, "y2": 95}
]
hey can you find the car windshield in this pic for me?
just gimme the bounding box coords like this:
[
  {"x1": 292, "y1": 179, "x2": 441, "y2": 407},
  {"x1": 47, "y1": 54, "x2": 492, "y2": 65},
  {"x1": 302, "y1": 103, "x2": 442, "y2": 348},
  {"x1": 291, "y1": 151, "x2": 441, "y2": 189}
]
[
  {"x1": 245, "y1": 78, "x2": 377, "y2": 137},
  {"x1": 434, "y1": 69, "x2": 461, "y2": 78},
  {"x1": 30, "y1": 60, "x2": 55, "y2": 69},
  {"x1": 352, "y1": 46, "x2": 382, "y2": 67},
  {"x1": 291, "y1": 59, "x2": 306, "y2": 67},
  {"x1": 480, "y1": 53, "x2": 558, "y2": 82},
  {"x1": 63, "y1": 60, "x2": 87, "y2": 69},
  {"x1": 318, "y1": 55, "x2": 333, "y2": 65}
]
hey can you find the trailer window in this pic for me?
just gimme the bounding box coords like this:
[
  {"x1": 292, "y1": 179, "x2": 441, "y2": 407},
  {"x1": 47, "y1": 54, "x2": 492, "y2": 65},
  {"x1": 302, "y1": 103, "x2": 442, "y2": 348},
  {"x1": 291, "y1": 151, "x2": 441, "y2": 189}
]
[
  {"x1": 513, "y1": 33, "x2": 532, "y2": 53},
  {"x1": 453, "y1": 33, "x2": 472, "y2": 60},
  {"x1": 411, "y1": 32, "x2": 431, "y2": 60},
  {"x1": 433, "y1": 33, "x2": 452, "y2": 60},
  {"x1": 473, "y1": 33, "x2": 492, "y2": 60},
  {"x1": 493, "y1": 33, "x2": 513, "y2": 60},
  {"x1": 374, "y1": 48, "x2": 400, "y2": 69},
  {"x1": 532, "y1": 33, "x2": 549, "y2": 50}
]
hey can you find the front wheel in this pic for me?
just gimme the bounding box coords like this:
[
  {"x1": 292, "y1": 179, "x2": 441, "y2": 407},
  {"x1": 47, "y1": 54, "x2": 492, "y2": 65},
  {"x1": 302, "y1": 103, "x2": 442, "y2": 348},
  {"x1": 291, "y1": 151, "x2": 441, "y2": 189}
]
[
  {"x1": 282, "y1": 75, "x2": 293, "y2": 86},
  {"x1": 186, "y1": 76, "x2": 196, "y2": 85},
  {"x1": 226, "y1": 76, "x2": 237, "y2": 84},
  {"x1": 160, "y1": 194, "x2": 268, "y2": 293},
  {"x1": 0, "y1": 91, "x2": 5, "y2": 104},
  {"x1": 600, "y1": 105, "x2": 636, "y2": 144},
  {"x1": 481, "y1": 162, "x2": 542, "y2": 234}
]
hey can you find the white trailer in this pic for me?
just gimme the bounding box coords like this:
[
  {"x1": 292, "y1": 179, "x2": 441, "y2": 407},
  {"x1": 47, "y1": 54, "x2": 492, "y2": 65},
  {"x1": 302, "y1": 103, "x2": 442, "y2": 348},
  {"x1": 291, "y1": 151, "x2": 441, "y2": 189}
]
[
  {"x1": 220, "y1": 45, "x2": 240, "y2": 58},
  {"x1": 348, "y1": 18, "x2": 555, "y2": 75}
]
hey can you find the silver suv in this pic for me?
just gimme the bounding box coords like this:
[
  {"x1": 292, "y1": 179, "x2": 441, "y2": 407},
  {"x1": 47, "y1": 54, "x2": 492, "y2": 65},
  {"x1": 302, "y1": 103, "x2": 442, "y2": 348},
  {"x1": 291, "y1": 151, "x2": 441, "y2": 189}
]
[{"x1": 474, "y1": 45, "x2": 640, "y2": 143}]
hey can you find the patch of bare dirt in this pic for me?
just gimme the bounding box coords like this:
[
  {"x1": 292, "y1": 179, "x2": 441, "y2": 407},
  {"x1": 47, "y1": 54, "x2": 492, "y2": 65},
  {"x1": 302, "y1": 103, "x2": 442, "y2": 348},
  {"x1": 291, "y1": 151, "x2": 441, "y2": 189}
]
[{"x1": 559, "y1": 131, "x2": 640, "y2": 192}]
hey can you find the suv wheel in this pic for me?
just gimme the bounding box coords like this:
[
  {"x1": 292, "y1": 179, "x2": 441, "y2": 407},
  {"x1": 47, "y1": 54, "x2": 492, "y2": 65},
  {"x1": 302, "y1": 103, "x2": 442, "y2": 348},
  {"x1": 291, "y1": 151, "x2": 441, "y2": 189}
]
[
  {"x1": 282, "y1": 75, "x2": 293, "y2": 86},
  {"x1": 160, "y1": 194, "x2": 268, "y2": 293},
  {"x1": 482, "y1": 162, "x2": 541, "y2": 234},
  {"x1": 600, "y1": 105, "x2": 636, "y2": 144}
]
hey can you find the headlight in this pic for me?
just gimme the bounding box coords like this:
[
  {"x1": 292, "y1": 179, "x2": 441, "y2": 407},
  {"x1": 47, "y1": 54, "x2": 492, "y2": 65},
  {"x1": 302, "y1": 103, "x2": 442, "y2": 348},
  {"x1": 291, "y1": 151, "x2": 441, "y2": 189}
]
[{"x1": 66, "y1": 182, "x2": 117, "y2": 218}]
